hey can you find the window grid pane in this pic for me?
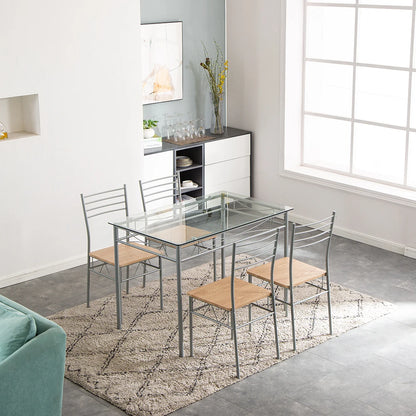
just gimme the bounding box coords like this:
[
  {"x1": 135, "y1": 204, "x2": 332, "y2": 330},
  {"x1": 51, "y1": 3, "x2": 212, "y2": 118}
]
[{"x1": 302, "y1": 1, "x2": 416, "y2": 190}]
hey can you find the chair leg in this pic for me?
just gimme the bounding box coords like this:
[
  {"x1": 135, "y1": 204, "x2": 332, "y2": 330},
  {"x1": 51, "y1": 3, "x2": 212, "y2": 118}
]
[
  {"x1": 271, "y1": 296, "x2": 280, "y2": 359},
  {"x1": 87, "y1": 256, "x2": 91, "y2": 308},
  {"x1": 231, "y1": 308, "x2": 240, "y2": 378},
  {"x1": 326, "y1": 274, "x2": 333, "y2": 335},
  {"x1": 284, "y1": 288, "x2": 288, "y2": 317},
  {"x1": 289, "y1": 288, "x2": 296, "y2": 351},
  {"x1": 189, "y1": 297, "x2": 194, "y2": 357},
  {"x1": 143, "y1": 263, "x2": 146, "y2": 288},
  {"x1": 126, "y1": 265, "x2": 130, "y2": 294},
  {"x1": 212, "y1": 239, "x2": 217, "y2": 281},
  {"x1": 116, "y1": 268, "x2": 123, "y2": 328},
  {"x1": 248, "y1": 274, "x2": 252, "y2": 332},
  {"x1": 159, "y1": 257, "x2": 164, "y2": 310}
]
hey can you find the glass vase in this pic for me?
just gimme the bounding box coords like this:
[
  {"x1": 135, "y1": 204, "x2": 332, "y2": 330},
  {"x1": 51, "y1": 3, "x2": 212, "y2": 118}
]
[{"x1": 210, "y1": 93, "x2": 224, "y2": 135}]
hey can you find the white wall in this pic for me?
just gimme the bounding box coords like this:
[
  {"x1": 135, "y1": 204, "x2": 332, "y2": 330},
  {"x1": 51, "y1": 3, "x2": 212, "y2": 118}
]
[
  {"x1": 227, "y1": 0, "x2": 416, "y2": 255},
  {"x1": 0, "y1": 0, "x2": 143, "y2": 286}
]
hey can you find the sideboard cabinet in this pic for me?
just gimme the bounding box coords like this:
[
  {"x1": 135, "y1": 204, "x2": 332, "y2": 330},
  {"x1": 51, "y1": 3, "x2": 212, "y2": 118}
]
[
  {"x1": 204, "y1": 133, "x2": 250, "y2": 196},
  {"x1": 143, "y1": 127, "x2": 251, "y2": 200}
]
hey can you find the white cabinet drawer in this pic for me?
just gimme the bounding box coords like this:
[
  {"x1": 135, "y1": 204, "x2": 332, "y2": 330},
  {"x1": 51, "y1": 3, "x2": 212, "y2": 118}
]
[
  {"x1": 142, "y1": 151, "x2": 173, "y2": 183},
  {"x1": 205, "y1": 177, "x2": 250, "y2": 196},
  {"x1": 205, "y1": 156, "x2": 250, "y2": 189},
  {"x1": 205, "y1": 134, "x2": 250, "y2": 165}
]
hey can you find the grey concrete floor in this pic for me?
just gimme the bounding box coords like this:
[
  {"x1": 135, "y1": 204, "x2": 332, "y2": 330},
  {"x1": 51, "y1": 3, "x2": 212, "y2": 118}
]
[{"x1": 2, "y1": 235, "x2": 416, "y2": 415}]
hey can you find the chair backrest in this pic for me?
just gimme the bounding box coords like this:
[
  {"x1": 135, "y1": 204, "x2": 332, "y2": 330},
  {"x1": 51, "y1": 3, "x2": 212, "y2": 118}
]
[
  {"x1": 230, "y1": 225, "x2": 282, "y2": 309},
  {"x1": 139, "y1": 174, "x2": 182, "y2": 212},
  {"x1": 80, "y1": 185, "x2": 129, "y2": 251},
  {"x1": 290, "y1": 211, "x2": 336, "y2": 271}
]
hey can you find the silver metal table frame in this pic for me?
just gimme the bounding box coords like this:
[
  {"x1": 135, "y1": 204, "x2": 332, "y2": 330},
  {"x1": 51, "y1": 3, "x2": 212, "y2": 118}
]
[{"x1": 110, "y1": 192, "x2": 292, "y2": 357}]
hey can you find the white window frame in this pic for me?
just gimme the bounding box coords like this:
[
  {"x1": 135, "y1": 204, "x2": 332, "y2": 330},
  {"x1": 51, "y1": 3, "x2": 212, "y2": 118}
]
[{"x1": 281, "y1": 0, "x2": 416, "y2": 207}]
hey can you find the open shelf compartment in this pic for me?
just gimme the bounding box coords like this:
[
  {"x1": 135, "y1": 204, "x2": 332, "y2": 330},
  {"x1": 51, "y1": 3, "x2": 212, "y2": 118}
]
[{"x1": 0, "y1": 94, "x2": 40, "y2": 141}]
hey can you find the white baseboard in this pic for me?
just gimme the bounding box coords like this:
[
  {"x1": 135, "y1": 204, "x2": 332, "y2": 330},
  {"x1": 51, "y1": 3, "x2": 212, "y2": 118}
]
[
  {"x1": 0, "y1": 255, "x2": 86, "y2": 289},
  {"x1": 1, "y1": 216, "x2": 415, "y2": 289},
  {"x1": 404, "y1": 247, "x2": 416, "y2": 259},
  {"x1": 288, "y1": 213, "x2": 406, "y2": 256}
]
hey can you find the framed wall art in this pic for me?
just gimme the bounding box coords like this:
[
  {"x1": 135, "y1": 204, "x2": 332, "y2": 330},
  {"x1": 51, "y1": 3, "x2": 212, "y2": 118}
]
[{"x1": 141, "y1": 21, "x2": 183, "y2": 105}]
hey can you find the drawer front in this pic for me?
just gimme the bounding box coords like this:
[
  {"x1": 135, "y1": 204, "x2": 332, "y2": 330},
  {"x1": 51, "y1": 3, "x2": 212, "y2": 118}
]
[
  {"x1": 142, "y1": 151, "x2": 173, "y2": 182},
  {"x1": 205, "y1": 134, "x2": 251, "y2": 165},
  {"x1": 205, "y1": 177, "x2": 250, "y2": 197},
  {"x1": 205, "y1": 156, "x2": 250, "y2": 191}
]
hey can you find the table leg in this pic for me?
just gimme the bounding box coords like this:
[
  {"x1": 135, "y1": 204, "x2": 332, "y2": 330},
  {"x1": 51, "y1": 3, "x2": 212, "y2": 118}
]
[
  {"x1": 284, "y1": 212, "x2": 289, "y2": 316},
  {"x1": 113, "y1": 226, "x2": 122, "y2": 329},
  {"x1": 176, "y1": 246, "x2": 184, "y2": 357},
  {"x1": 221, "y1": 232, "x2": 225, "y2": 278},
  {"x1": 220, "y1": 194, "x2": 226, "y2": 279},
  {"x1": 284, "y1": 212, "x2": 288, "y2": 257}
]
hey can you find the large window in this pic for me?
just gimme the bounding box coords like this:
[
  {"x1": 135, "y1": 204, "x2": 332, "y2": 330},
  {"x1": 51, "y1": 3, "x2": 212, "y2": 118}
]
[{"x1": 301, "y1": 1, "x2": 416, "y2": 190}]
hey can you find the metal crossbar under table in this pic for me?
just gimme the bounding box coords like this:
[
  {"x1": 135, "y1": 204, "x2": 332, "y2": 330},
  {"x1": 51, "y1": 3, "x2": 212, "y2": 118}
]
[{"x1": 110, "y1": 191, "x2": 292, "y2": 357}]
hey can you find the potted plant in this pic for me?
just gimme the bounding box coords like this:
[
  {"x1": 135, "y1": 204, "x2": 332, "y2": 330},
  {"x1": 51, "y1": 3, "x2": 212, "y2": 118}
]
[{"x1": 143, "y1": 119, "x2": 158, "y2": 139}]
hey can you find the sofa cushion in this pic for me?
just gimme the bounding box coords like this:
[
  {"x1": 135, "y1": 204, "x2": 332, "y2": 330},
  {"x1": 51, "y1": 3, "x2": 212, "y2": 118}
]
[{"x1": 0, "y1": 301, "x2": 37, "y2": 363}]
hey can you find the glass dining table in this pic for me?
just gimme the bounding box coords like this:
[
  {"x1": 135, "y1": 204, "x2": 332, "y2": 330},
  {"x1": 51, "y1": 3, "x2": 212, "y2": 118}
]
[{"x1": 110, "y1": 191, "x2": 293, "y2": 357}]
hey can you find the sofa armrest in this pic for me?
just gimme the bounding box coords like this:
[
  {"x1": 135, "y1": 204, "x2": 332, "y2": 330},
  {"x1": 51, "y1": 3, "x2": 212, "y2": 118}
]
[{"x1": 0, "y1": 325, "x2": 66, "y2": 416}]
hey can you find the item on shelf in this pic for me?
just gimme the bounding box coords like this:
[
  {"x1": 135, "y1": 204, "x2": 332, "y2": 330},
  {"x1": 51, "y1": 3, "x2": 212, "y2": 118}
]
[
  {"x1": 144, "y1": 135, "x2": 162, "y2": 149},
  {"x1": 200, "y1": 42, "x2": 228, "y2": 135},
  {"x1": 0, "y1": 121, "x2": 8, "y2": 140},
  {"x1": 182, "y1": 194, "x2": 196, "y2": 201},
  {"x1": 164, "y1": 134, "x2": 215, "y2": 146},
  {"x1": 164, "y1": 118, "x2": 207, "y2": 142},
  {"x1": 143, "y1": 119, "x2": 159, "y2": 139},
  {"x1": 195, "y1": 119, "x2": 206, "y2": 138},
  {"x1": 181, "y1": 180, "x2": 198, "y2": 189},
  {"x1": 176, "y1": 155, "x2": 193, "y2": 168}
]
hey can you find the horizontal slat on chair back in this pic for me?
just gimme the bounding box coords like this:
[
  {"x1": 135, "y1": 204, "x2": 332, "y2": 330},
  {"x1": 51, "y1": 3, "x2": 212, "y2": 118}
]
[
  {"x1": 140, "y1": 175, "x2": 181, "y2": 211},
  {"x1": 82, "y1": 186, "x2": 127, "y2": 219},
  {"x1": 292, "y1": 212, "x2": 335, "y2": 250},
  {"x1": 232, "y1": 225, "x2": 282, "y2": 276}
]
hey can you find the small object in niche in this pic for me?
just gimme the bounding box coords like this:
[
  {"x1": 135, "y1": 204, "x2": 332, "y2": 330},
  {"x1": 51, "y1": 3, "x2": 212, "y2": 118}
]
[
  {"x1": 176, "y1": 155, "x2": 193, "y2": 167},
  {"x1": 0, "y1": 121, "x2": 8, "y2": 140},
  {"x1": 181, "y1": 180, "x2": 198, "y2": 189},
  {"x1": 143, "y1": 135, "x2": 162, "y2": 149},
  {"x1": 143, "y1": 119, "x2": 159, "y2": 139}
]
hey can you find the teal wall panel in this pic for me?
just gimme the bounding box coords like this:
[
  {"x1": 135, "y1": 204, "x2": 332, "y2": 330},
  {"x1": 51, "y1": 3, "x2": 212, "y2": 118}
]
[{"x1": 141, "y1": 0, "x2": 226, "y2": 136}]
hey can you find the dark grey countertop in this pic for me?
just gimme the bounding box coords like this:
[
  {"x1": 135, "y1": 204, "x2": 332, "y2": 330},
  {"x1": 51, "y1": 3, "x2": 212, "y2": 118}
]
[{"x1": 144, "y1": 126, "x2": 251, "y2": 156}]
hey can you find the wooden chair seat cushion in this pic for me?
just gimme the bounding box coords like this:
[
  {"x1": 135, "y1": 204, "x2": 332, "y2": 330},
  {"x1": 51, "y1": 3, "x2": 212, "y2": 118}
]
[
  {"x1": 90, "y1": 243, "x2": 161, "y2": 267},
  {"x1": 247, "y1": 257, "x2": 326, "y2": 289},
  {"x1": 187, "y1": 277, "x2": 271, "y2": 311}
]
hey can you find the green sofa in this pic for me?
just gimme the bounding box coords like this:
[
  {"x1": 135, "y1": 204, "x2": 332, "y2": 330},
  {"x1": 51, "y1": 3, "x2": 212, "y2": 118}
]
[{"x1": 0, "y1": 294, "x2": 66, "y2": 416}]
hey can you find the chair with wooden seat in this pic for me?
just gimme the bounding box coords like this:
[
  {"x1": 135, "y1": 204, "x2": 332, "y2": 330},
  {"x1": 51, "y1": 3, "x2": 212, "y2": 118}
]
[
  {"x1": 248, "y1": 212, "x2": 336, "y2": 351},
  {"x1": 139, "y1": 174, "x2": 217, "y2": 280},
  {"x1": 188, "y1": 226, "x2": 281, "y2": 378},
  {"x1": 80, "y1": 185, "x2": 164, "y2": 319}
]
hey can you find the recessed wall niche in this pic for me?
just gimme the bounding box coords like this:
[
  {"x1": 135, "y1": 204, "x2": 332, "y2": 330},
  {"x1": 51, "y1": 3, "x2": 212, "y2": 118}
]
[{"x1": 0, "y1": 94, "x2": 40, "y2": 141}]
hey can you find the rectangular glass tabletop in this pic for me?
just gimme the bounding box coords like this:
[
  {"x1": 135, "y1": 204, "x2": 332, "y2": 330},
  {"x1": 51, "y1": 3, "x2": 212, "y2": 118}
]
[{"x1": 110, "y1": 191, "x2": 293, "y2": 247}]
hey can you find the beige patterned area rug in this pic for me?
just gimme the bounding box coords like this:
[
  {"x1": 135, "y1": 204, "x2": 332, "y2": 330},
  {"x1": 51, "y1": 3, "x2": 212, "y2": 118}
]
[{"x1": 50, "y1": 261, "x2": 393, "y2": 416}]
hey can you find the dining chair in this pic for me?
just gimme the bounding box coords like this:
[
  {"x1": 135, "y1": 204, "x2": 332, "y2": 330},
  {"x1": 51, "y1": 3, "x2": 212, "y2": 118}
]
[
  {"x1": 188, "y1": 225, "x2": 281, "y2": 378},
  {"x1": 139, "y1": 174, "x2": 182, "y2": 211},
  {"x1": 80, "y1": 185, "x2": 164, "y2": 316},
  {"x1": 139, "y1": 174, "x2": 217, "y2": 280},
  {"x1": 247, "y1": 211, "x2": 336, "y2": 351}
]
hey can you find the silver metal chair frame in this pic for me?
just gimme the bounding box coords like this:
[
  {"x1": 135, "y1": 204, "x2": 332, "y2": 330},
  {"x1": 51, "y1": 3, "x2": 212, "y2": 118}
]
[
  {"x1": 276, "y1": 212, "x2": 336, "y2": 351},
  {"x1": 188, "y1": 226, "x2": 282, "y2": 378},
  {"x1": 80, "y1": 185, "x2": 163, "y2": 315},
  {"x1": 139, "y1": 174, "x2": 217, "y2": 280},
  {"x1": 139, "y1": 174, "x2": 182, "y2": 212}
]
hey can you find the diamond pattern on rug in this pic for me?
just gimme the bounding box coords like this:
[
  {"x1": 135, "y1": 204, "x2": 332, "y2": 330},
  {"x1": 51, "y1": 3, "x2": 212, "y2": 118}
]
[{"x1": 49, "y1": 261, "x2": 393, "y2": 416}]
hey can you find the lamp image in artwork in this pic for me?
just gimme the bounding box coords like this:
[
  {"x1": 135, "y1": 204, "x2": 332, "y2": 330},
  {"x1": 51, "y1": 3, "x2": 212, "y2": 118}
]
[{"x1": 142, "y1": 22, "x2": 183, "y2": 105}]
